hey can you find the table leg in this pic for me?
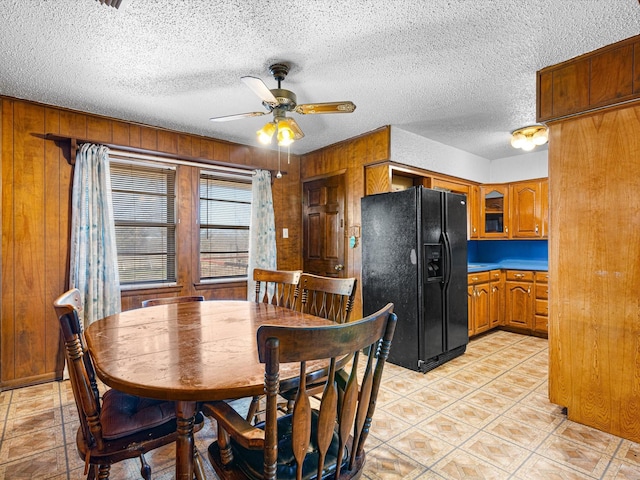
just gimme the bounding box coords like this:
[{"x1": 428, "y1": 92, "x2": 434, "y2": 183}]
[{"x1": 176, "y1": 400, "x2": 197, "y2": 480}]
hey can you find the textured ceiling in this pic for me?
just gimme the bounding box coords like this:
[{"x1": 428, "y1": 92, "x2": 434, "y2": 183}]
[{"x1": 1, "y1": 1, "x2": 639, "y2": 159}]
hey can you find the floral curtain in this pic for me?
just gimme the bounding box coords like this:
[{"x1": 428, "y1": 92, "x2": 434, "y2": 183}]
[
  {"x1": 247, "y1": 169, "x2": 277, "y2": 301},
  {"x1": 70, "y1": 143, "x2": 121, "y2": 328}
]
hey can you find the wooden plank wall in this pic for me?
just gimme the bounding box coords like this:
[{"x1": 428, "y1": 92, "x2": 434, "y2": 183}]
[
  {"x1": 548, "y1": 103, "x2": 640, "y2": 443},
  {"x1": 300, "y1": 126, "x2": 391, "y2": 318},
  {"x1": 0, "y1": 96, "x2": 302, "y2": 389}
]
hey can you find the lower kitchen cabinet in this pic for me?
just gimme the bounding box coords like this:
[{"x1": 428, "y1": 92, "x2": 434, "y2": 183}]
[
  {"x1": 505, "y1": 270, "x2": 534, "y2": 330},
  {"x1": 468, "y1": 272, "x2": 490, "y2": 336},
  {"x1": 468, "y1": 268, "x2": 547, "y2": 337},
  {"x1": 534, "y1": 271, "x2": 549, "y2": 335},
  {"x1": 489, "y1": 269, "x2": 504, "y2": 327}
]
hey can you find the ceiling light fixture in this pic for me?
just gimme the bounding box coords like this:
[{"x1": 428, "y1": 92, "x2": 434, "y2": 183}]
[{"x1": 511, "y1": 125, "x2": 548, "y2": 151}]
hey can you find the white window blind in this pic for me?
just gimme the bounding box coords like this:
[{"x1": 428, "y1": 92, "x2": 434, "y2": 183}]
[
  {"x1": 110, "y1": 160, "x2": 176, "y2": 285},
  {"x1": 199, "y1": 171, "x2": 252, "y2": 280}
]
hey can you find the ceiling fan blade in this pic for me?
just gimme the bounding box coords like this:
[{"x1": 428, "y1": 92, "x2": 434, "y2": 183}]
[
  {"x1": 209, "y1": 111, "x2": 266, "y2": 122},
  {"x1": 241, "y1": 76, "x2": 278, "y2": 107},
  {"x1": 294, "y1": 101, "x2": 356, "y2": 115},
  {"x1": 288, "y1": 117, "x2": 305, "y2": 140}
]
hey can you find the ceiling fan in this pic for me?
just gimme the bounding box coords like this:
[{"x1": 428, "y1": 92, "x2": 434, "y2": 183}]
[{"x1": 209, "y1": 63, "x2": 356, "y2": 147}]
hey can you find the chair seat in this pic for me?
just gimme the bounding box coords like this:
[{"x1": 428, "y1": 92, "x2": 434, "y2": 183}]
[
  {"x1": 212, "y1": 411, "x2": 348, "y2": 480},
  {"x1": 100, "y1": 389, "x2": 176, "y2": 440}
]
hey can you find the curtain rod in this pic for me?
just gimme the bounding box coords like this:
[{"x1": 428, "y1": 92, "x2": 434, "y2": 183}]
[
  {"x1": 109, "y1": 149, "x2": 254, "y2": 176},
  {"x1": 44, "y1": 133, "x2": 287, "y2": 178}
]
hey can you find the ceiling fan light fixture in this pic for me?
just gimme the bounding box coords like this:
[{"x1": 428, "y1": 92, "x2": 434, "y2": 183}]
[
  {"x1": 257, "y1": 122, "x2": 276, "y2": 144},
  {"x1": 511, "y1": 125, "x2": 548, "y2": 151},
  {"x1": 277, "y1": 119, "x2": 295, "y2": 146}
]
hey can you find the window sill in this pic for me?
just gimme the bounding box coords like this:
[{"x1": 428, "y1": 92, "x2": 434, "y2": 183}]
[{"x1": 120, "y1": 284, "x2": 182, "y2": 297}]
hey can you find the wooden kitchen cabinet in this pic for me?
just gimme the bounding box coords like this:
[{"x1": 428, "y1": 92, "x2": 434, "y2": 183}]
[
  {"x1": 489, "y1": 269, "x2": 504, "y2": 327},
  {"x1": 468, "y1": 272, "x2": 491, "y2": 336},
  {"x1": 510, "y1": 180, "x2": 546, "y2": 238},
  {"x1": 469, "y1": 185, "x2": 480, "y2": 239},
  {"x1": 480, "y1": 185, "x2": 509, "y2": 238},
  {"x1": 534, "y1": 271, "x2": 549, "y2": 335},
  {"x1": 505, "y1": 270, "x2": 534, "y2": 330}
]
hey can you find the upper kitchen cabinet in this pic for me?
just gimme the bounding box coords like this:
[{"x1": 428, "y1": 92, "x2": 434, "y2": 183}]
[
  {"x1": 510, "y1": 179, "x2": 548, "y2": 238},
  {"x1": 537, "y1": 35, "x2": 640, "y2": 122},
  {"x1": 480, "y1": 185, "x2": 509, "y2": 238}
]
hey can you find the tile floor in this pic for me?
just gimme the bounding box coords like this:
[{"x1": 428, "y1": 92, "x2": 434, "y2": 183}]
[{"x1": 1, "y1": 330, "x2": 640, "y2": 479}]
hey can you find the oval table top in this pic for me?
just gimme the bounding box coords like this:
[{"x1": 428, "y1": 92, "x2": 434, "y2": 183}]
[{"x1": 84, "y1": 300, "x2": 336, "y2": 402}]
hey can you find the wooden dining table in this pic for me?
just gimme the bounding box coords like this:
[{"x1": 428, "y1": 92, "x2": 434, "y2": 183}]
[{"x1": 84, "y1": 300, "x2": 336, "y2": 480}]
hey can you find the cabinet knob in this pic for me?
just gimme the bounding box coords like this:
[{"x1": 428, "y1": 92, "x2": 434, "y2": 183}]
[
  {"x1": 535, "y1": 224, "x2": 539, "y2": 234},
  {"x1": 515, "y1": 273, "x2": 524, "y2": 278}
]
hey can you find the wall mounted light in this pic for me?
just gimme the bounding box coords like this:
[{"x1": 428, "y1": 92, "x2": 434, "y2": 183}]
[{"x1": 511, "y1": 125, "x2": 548, "y2": 151}]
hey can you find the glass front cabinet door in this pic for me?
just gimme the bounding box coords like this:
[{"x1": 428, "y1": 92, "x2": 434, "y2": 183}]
[{"x1": 480, "y1": 185, "x2": 509, "y2": 238}]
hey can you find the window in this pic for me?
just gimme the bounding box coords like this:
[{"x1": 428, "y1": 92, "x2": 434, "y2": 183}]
[
  {"x1": 110, "y1": 159, "x2": 176, "y2": 285},
  {"x1": 199, "y1": 171, "x2": 252, "y2": 280}
]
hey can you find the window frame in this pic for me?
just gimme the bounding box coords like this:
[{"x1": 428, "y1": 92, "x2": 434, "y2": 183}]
[{"x1": 198, "y1": 169, "x2": 253, "y2": 283}]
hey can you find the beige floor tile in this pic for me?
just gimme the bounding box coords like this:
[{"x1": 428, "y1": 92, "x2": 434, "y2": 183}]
[
  {"x1": 447, "y1": 369, "x2": 492, "y2": 389},
  {"x1": 602, "y1": 458, "x2": 640, "y2": 479},
  {"x1": 408, "y1": 387, "x2": 458, "y2": 411},
  {"x1": 554, "y1": 421, "x2": 622, "y2": 455},
  {"x1": 614, "y1": 440, "x2": 640, "y2": 466},
  {"x1": 417, "y1": 413, "x2": 479, "y2": 446},
  {"x1": 428, "y1": 378, "x2": 475, "y2": 399},
  {"x1": 461, "y1": 431, "x2": 531, "y2": 473},
  {"x1": 514, "y1": 453, "x2": 596, "y2": 479},
  {"x1": 484, "y1": 415, "x2": 548, "y2": 449},
  {"x1": 386, "y1": 427, "x2": 456, "y2": 467},
  {"x1": 537, "y1": 434, "x2": 612, "y2": 478},
  {"x1": 382, "y1": 375, "x2": 427, "y2": 396},
  {"x1": 431, "y1": 449, "x2": 511, "y2": 480},
  {"x1": 382, "y1": 397, "x2": 437, "y2": 424},
  {"x1": 440, "y1": 400, "x2": 497, "y2": 429},
  {"x1": 504, "y1": 403, "x2": 565, "y2": 432},
  {"x1": 519, "y1": 390, "x2": 566, "y2": 417},
  {"x1": 368, "y1": 409, "x2": 413, "y2": 442},
  {"x1": 480, "y1": 378, "x2": 531, "y2": 401},
  {"x1": 463, "y1": 390, "x2": 515, "y2": 414},
  {"x1": 364, "y1": 443, "x2": 428, "y2": 480},
  {"x1": 0, "y1": 425, "x2": 65, "y2": 463},
  {"x1": 3, "y1": 408, "x2": 64, "y2": 439},
  {"x1": 0, "y1": 447, "x2": 70, "y2": 479}
]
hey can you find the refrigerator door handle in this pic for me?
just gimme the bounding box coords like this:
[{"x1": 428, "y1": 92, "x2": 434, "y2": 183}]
[{"x1": 442, "y1": 232, "x2": 452, "y2": 286}]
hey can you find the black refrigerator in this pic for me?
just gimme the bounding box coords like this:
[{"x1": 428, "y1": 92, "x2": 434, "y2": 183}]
[{"x1": 361, "y1": 186, "x2": 468, "y2": 373}]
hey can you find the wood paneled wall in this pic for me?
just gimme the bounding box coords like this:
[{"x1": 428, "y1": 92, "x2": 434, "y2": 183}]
[
  {"x1": 548, "y1": 103, "x2": 640, "y2": 442},
  {"x1": 300, "y1": 126, "x2": 391, "y2": 318},
  {"x1": 0, "y1": 96, "x2": 302, "y2": 389}
]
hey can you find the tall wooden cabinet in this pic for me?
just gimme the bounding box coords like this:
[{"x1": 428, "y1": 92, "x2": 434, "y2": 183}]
[{"x1": 541, "y1": 34, "x2": 640, "y2": 443}]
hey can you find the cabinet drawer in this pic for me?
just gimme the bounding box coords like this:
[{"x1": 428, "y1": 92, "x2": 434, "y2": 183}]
[
  {"x1": 489, "y1": 269, "x2": 502, "y2": 281},
  {"x1": 535, "y1": 284, "x2": 548, "y2": 299},
  {"x1": 535, "y1": 298, "x2": 548, "y2": 316},
  {"x1": 534, "y1": 314, "x2": 548, "y2": 334},
  {"x1": 535, "y1": 271, "x2": 549, "y2": 283},
  {"x1": 468, "y1": 271, "x2": 491, "y2": 284},
  {"x1": 506, "y1": 270, "x2": 534, "y2": 282}
]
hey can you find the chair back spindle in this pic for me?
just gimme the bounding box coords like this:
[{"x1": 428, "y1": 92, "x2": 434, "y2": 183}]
[
  {"x1": 253, "y1": 268, "x2": 302, "y2": 309},
  {"x1": 296, "y1": 273, "x2": 357, "y2": 324}
]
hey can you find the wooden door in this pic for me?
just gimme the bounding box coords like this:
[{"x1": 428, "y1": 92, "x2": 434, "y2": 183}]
[
  {"x1": 303, "y1": 174, "x2": 346, "y2": 277},
  {"x1": 510, "y1": 181, "x2": 542, "y2": 238}
]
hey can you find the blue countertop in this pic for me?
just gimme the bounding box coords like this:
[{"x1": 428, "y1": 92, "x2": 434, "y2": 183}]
[{"x1": 468, "y1": 260, "x2": 548, "y2": 273}]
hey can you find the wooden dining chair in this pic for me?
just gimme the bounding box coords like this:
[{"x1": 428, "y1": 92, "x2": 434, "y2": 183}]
[
  {"x1": 253, "y1": 268, "x2": 302, "y2": 309},
  {"x1": 203, "y1": 302, "x2": 397, "y2": 480},
  {"x1": 246, "y1": 268, "x2": 303, "y2": 423},
  {"x1": 54, "y1": 288, "x2": 206, "y2": 480},
  {"x1": 141, "y1": 295, "x2": 205, "y2": 307},
  {"x1": 296, "y1": 273, "x2": 357, "y2": 324},
  {"x1": 275, "y1": 273, "x2": 359, "y2": 415}
]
